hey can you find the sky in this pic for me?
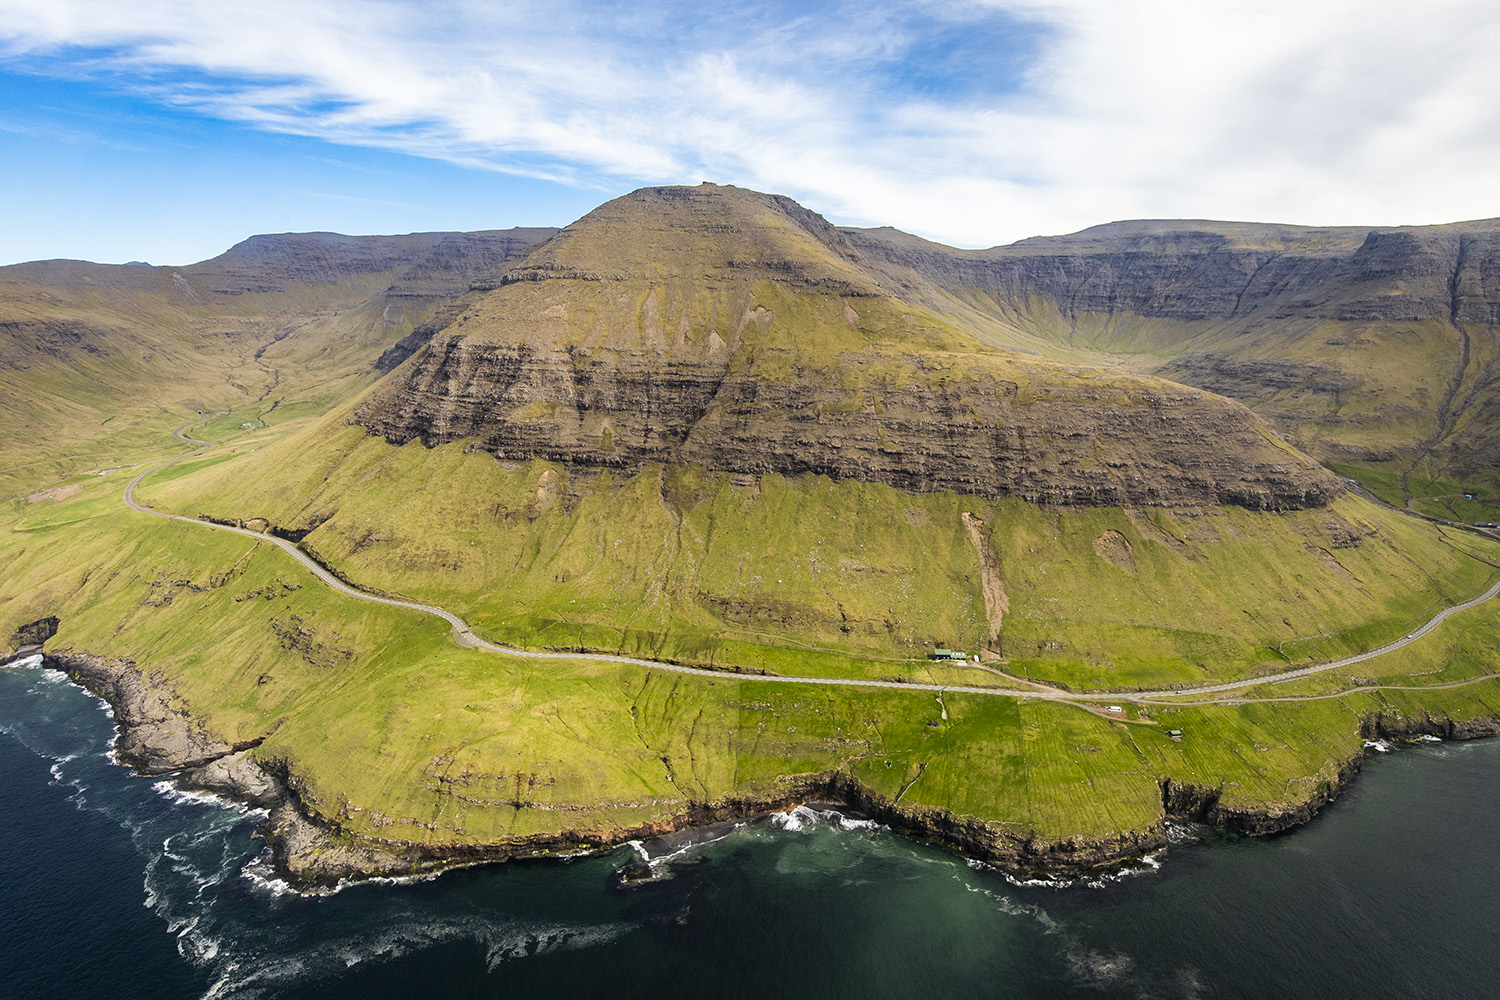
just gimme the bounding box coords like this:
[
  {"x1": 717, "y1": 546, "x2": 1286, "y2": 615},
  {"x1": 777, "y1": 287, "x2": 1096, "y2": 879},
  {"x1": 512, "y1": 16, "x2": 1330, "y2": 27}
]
[{"x1": 2, "y1": 0, "x2": 1498, "y2": 265}]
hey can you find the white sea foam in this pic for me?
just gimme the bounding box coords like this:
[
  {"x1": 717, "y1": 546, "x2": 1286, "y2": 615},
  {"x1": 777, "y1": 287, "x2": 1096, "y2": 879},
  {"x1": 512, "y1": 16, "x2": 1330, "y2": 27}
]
[
  {"x1": 641, "y1": 822, "x2": 746, "y2": 870},
  {"x1": 992, "y1": 851, "x2": 1167, "y2": 891},
  {"x1": 1064, "y1": 947, "x2": 1137, "y2": 987},
  {"x1": 482, "y1": 920, "x2": 634, "y2": 971},
  {"x1": 1418, "y1": 734, "x2": 1443, "y2": 742},
  {"x1": 1164, "y1": 819, "x2": 1204, "y2": 845},
  {"x1": 959, "y1": 867, "x2": 1166, "y2": 996},
  {"x1": 152, "y1": 780, "x2": 267, "y2": 818},
  {"x1": 1365, "y1": 739, "x2": 1394, "y2": 753},
  {"x1": 830, "y1": 813, "x2": 880, "y2": 832},
  {"x1": 239, "y1": 850, "x2": 298, "y2": 899},
  {"x1": 198, "y1": 914, "x2": 634, "y2": 1000},
  {"x1": 769, "y1": 804, "x2": 884, "y2": 835},
  {"x1": 47, "y1": 753, "x2": 81, "y2": 781},
  {"x1": 2, "y1": 653, "x2": 44, "y2": 670},
  {"x1": 361, "y1": 864, "x2": 476, "y2": 889},
  {"x1": 240, "y1": 847, "x2": 472, "y2": 900},
  {"x1": 771, "y1": 805, "x2": 813, "y2": 831}
]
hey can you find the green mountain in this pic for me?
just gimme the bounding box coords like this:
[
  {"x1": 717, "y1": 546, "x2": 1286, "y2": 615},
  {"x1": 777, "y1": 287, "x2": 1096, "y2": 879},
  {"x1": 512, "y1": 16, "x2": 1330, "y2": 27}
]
[{"x1": 4, "y1": 186, "x2": 1500, "y2": 887}]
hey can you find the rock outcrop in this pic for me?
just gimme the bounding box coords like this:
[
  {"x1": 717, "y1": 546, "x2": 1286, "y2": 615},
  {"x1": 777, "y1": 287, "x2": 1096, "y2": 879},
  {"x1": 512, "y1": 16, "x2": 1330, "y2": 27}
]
[
  {"x1": 53, "y1": 651, "x2": 239, "y2": 774},
  {"x1": 8, "y1": 615, "x2": 58, "y2": 651}
]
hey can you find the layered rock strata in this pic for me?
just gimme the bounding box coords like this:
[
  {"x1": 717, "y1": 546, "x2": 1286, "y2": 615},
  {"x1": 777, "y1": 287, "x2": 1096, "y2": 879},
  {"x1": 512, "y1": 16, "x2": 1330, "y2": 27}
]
[
  {"x1": 358, "y1": 335, "x2": 1338, "y2": 510},
  {"x1": 845, "y1": 218, "x2": 1500, "y2": 327},
  {"x1": 353, "y1": 185, "x2": 1341, "y2": 512}
]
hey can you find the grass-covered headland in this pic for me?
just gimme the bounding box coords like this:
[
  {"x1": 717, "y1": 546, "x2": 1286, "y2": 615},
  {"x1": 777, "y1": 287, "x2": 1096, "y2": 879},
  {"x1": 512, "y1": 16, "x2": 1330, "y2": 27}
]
[
  {"x1": 5, "y1": 405, "x2": 1500, "y2": 886},
  {"x1": 6, "y1": 186, "x2": 1500, "y2": 887}
]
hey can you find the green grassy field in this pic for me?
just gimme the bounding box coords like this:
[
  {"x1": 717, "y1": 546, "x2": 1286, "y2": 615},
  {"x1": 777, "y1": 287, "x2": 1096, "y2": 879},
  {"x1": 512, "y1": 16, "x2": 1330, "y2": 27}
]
[
  {"x1": 140, "y1": 409, "x2": 1499, "y2": 695},
  {"x1": 6, "y1": 195, "x2": 1500, "y2": 873},
  {"x1": 14, "y1": 468, "x2": 1482, "y2": 859},
  {"x1": 5, "y1": 366, "x2": 1500, "y2": 872}
]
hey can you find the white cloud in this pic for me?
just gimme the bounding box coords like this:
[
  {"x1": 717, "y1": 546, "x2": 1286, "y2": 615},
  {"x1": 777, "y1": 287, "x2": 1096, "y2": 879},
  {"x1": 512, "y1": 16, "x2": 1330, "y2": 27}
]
[{"x1": 1, "y1": 0, "x2": 1498, "y2": 245}]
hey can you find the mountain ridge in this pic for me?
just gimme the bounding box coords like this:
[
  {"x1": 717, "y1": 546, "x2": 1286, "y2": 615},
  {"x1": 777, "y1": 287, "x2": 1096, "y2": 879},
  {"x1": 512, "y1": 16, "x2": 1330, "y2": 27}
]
[
  {"x1": 353, "y1": 184, "x2": 1340, "y2": 511},
  {"x1": 8, "y1": 185, "x2": 1500, "y2": 888}
]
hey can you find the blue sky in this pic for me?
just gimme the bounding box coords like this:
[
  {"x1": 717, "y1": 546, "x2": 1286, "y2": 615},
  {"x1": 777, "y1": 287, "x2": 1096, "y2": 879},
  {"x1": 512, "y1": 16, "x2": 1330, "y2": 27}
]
[
  {"x1": 0, "y1": 71, "x2": 598, "y2": 265},
  {"x1": 2, "y1": 0, "x2": 1498, "y2": 265}
]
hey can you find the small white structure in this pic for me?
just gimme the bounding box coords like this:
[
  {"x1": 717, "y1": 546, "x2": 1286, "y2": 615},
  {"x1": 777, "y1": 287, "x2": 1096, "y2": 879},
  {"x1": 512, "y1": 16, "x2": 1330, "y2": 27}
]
[{"x1": 1106, "y1": 706, "x2": 1123, "y2": 714}]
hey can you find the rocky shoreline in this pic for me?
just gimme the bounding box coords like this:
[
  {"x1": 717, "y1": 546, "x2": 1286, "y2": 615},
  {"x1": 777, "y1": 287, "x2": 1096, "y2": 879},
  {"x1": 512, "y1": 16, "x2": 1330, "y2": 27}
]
[{"x1": 6, "y1": 641, "x2": 1498, "y2": 893}]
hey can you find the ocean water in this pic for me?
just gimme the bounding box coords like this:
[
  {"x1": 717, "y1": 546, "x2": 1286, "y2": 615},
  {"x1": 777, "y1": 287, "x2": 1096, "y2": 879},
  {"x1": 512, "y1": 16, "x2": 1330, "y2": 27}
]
[{"x1": 3, "y1": 657, "x2": 1498, "y2": 1000}]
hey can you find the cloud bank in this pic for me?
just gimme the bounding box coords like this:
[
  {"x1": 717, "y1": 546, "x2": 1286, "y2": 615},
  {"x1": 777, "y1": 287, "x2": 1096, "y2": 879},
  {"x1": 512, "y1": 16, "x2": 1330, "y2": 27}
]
[{"x1": 2, "y1": 0, "x2": 1497, "y2": 245}]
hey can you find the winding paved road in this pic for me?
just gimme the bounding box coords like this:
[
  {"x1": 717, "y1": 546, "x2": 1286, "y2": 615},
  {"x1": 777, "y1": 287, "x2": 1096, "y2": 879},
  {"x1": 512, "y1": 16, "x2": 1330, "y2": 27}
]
[{"x1": 124, "y1": 419, "x2": 1500, "y2": 706}]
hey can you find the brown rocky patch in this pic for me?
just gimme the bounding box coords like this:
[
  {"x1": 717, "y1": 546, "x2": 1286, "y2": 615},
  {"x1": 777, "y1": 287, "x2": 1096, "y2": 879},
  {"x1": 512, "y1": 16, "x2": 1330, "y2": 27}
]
[
  {"x1": 1092, "y1": 529, "x2": 1137, "y2": 574},
  {"x1": 961, "y1": 512, "x2": 1008, "y2": 642},
  {"x1": 26, "y1": 483, "x2": 82, "y2": 503}
]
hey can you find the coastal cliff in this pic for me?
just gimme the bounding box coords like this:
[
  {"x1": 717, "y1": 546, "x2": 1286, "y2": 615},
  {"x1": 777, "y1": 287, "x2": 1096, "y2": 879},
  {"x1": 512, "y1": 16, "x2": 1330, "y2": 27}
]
[
  {"x1": 19, "y1": 640, "x2": 1493, "y2": 890},
  {"x1": 40, "y1": 646, "x2": 1178, "y2": 886}
]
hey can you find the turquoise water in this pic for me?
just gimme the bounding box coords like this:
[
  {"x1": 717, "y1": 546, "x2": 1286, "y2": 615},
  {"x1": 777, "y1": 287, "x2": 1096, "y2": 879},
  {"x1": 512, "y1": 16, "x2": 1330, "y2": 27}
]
[{"x1": 3, "y1": 659, "x2": 1498, "y2": 999}]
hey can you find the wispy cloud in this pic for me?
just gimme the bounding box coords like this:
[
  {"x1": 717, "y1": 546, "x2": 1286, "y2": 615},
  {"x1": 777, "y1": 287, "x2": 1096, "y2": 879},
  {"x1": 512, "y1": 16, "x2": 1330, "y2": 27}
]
[{"x1": 1, "y1": 0, "x2": 1497, "y2": 244}]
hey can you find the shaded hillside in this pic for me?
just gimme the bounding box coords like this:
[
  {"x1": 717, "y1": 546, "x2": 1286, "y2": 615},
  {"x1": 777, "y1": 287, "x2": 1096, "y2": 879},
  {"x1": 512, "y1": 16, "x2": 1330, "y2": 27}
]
[{"x1": 0, "y1": 227, "x2": 556, "y2": 497}]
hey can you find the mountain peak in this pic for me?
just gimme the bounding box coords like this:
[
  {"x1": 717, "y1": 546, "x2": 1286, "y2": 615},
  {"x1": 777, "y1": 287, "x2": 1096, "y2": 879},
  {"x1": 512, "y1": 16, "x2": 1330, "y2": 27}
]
[{"x1": 484, "y1": 184, "x2": 881, "y2": 296}]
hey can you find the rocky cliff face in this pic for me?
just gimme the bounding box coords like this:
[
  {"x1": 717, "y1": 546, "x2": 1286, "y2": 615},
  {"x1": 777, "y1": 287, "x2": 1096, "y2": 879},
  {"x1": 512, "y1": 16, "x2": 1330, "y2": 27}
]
[
  {"x1": 354, "y1": 185, "x2": 1340, "y2": 511},
  {"x1": 846, "y1": 218, "x2": 1500, "y2": 327},
  {"x1": 359, "y1": 331, "x2": 1337, "y2": 510},
  {"x1": 845, "y1": 217, "x2": 1500, "y2": 494}
]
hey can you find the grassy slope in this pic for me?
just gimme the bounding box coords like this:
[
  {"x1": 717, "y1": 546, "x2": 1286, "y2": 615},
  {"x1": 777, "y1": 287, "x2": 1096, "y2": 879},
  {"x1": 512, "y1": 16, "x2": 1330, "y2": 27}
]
[
  {"x1": 4, "y1": 333, "x2": 1498, "y2": 862},
  {"x1": 5, "y1": 192, "x2": 1500, "y2": 864},
  {"x1": 0, "y1": 269, "x2": 421, "y2": 500},
  {"x1": 15, "y1": 471, "x2": 1497, "y2": 858},
  {"x1": 143, "y1": 407, "x2": 1497, "y2": 694},
  {"x1": 945, "y1": 289, "x2": 1500, "y2": 519}
]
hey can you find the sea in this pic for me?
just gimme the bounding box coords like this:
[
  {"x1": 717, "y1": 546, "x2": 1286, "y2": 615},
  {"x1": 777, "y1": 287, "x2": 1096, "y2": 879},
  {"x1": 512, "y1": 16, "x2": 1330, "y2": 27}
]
[{"x1": 3, "y1": 654, "x2": 1498, "y2": 1000}]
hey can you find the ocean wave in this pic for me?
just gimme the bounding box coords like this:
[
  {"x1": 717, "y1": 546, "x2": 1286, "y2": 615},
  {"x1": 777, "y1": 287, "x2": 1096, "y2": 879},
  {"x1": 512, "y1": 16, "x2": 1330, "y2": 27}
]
[
  {"x1": 769, "y1": 804, "x2": 884, "y2": 834},
  {"x1": 1165, "y1": 819, "x2": 1204, "y2": 845},
  {"x1": 152, "y1": 780, "x2": 268, "y2": 819},
  {"x1": 47, "y1": 753, "x2": 81, "y2": 780},
  {"x1": 197, "y1": 913, "x2": 636, "y2": 1000},
  {"x1": 994, "y1": 852, "x2": 1166, "y2": 891},
  {"x1": 239, "y1": 849, "x2": 299, "y2": 899}
]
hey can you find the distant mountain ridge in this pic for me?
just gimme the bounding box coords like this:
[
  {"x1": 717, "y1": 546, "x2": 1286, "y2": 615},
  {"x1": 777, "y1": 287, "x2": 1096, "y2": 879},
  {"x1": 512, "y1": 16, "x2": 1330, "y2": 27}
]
[
  {"x1": 1, "y1": 228, "x2": 561, "y2": 298},
  {"x1": 0, "y1": 227, "x2": 557, "y2": 497},
  {"x1": 846, "y1": 216, "x2": 1500, "y2": 327}
]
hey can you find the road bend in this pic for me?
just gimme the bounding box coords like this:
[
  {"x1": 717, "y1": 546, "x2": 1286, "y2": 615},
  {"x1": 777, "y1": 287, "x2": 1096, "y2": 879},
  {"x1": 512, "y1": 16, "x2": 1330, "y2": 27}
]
[{"x1": 122, "y1": 422, "x2": 1500, "y2": 706}]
